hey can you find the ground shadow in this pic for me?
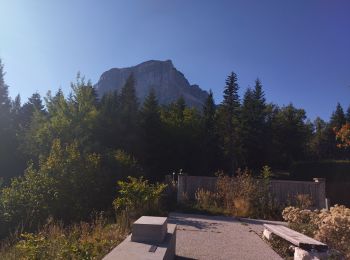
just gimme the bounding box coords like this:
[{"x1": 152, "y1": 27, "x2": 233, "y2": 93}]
[{"x1": 176, "y1": 256, "x2": 198, "y2": 260}]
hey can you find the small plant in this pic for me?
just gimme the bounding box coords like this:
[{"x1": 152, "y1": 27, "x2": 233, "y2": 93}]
[
  {"x1": 195, "y1": 188, "x2": 220, "y2": 210},
  {"x1": 295, "y1": 194, "x2": 313, "y2": 209},
  {"x1": 113, "y1": 176, "x2": 167, "y2": 219}
]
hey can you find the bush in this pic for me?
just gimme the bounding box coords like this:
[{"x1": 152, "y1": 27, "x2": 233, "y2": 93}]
[
  {"x1": 282, "y1": 205, "x2": 350, "y2": 258},
  {"x1": 193, "y1": 167, "x2": 281, "y2": 219},
  {"x1": 113, "y1": 176, "x2": 167, "y2": 219},
  {"x1": 216, "y1": 168, "x2": 280, "y2": 219},
  {"x1": 0, "y1": 215, "x2": 127, "y2": 260},
  {"x1": 195, "y1": 188, "x2": 220, "y2": 211}
]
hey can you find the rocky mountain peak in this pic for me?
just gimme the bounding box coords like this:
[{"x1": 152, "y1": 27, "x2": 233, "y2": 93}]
[{"x1": 95, "y1": 60, "x2": 208, "y2": 108}]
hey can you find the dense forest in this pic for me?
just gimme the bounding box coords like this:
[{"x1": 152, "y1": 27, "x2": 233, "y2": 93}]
[{"x1": 0, "y1": 58, "x2": 349, "y2": 236}]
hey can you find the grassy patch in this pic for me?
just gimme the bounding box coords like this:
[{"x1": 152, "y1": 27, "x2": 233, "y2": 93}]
[{"x1": 0, "y1": 217, "x2": 128, "y2": 260}]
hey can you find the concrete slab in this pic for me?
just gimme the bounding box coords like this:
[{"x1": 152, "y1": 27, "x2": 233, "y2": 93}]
[
  {"x1": 103, "y1": 223, "x2": 176, "y2": 260},
  {"x1": 169, "y1": 213, "x2": 282, "y2": 260},
  {"x1": 132, "y1": 216, "x2": 168, "y2": 243}
]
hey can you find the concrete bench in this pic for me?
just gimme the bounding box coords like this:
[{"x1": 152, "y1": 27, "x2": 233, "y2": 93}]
[
  {"x1": 103, "y1": 216, "x2": 176, "y2": 260},
  {"x1": 263, "y1": 224, "x2": 328, "y2": 260}
]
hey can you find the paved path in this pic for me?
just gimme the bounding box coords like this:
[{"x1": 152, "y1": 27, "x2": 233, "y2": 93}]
[{"x1": 169, "y1": 213, "x2": 283, "y2": 260}]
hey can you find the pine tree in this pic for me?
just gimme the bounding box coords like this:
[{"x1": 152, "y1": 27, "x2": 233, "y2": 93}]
[
  {"x1": 202, "y1": 90, "x2": 221, "y2": 173},
  {"x1": 0, "y1": 59, "x2": 20, "y2": 180},
  {"x1": 330, "y1": 103, "x2": 346, "y2": 129},
  {"x1": 0, "y1": 59, "x2": 10, "y2": 112},
  {"x1": 139, "y1": 89, "x2": 164, "y2": 180},
  {"x1": 119, "y1": 74, "x2": 139, "y2": 152},
  {"x1": 140, "y1": 89, "x2": 160, "y2": 126},
  {"x1": 345, "y1": 105, "x2": 350, "y2": 123},
  {"x1": 240, "y1": 79, "x2": 267, "y2": 169},
  {"x1": 220, "y1": 72, "x2": 240, "y2": 175}
]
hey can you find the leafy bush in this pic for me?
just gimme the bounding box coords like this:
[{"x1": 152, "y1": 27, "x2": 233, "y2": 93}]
[
  {"x1": 113, "y1": 176, "x2": 167, "y2": 219},
  {"x1": 0, "y1": 139, "x2": 122, "y2": 237},
  {"x1": 282, "y1": 205, "x2": 350, "y2": 258}
]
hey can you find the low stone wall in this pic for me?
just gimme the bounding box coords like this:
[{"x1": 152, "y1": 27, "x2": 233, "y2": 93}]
[{"x1": 177, "y1": 175, "x2": 326, "y2": 209}]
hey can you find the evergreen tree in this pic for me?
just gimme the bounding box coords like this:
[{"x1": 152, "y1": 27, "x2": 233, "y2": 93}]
[
  {"x1": 97, "y1": 90, "x2": 120, "y2": 148},
  {"x1": 119, "y1": 74, "x2": 139, "y2": 153},
  {"x1": 330, "y1": 103, "x2": 346, "y2": 129},
  {"x1": 0, "y1": 59, "x2": 10, "y2": 113},
  {"x1": 240, "y1": 79, "x2": 267, "y2": 169},
  {"x1": 202, "y1": 90, "x2": 221, "y2": 174},
  {"x1": 346, "y1": 105, "x2": 350, "y2": 123},
  {"x1": 219, "y1": 72, "x2": 240, "y2": 175},
  {"x1": 139, "y1": 89, "x2": 164, "y2": 180},
  {"x1": 0, "y1": 60, "x2": 20, "y2": 181}
]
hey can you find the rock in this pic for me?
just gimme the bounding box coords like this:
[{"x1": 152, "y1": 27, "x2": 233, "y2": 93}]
[
  {"x1": 294, "y1": 247, "x2": 328, "y2": 260},
  {"x1": 95, "y1": 60, "x2": 209, "y2": 108}
]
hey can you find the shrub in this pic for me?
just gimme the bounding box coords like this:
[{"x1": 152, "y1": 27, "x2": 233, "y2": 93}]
[
  {"x1": 215, "y1": 168, "x2": 280, "y2": 219},
  {"x1": 0, "y1": 215, "x2": 127, "y2": 260},
  {"x1": 0, "y1": 139, "x2": 112, "y2": 238},
  {"x1": 314, "y1": 205, "x2": 350, "y2": 258},
  {"x1": 195, "y1": 188, "x2": 220, "y2": 210},
  {"x1": 113, "y1": 176, "x2": 167, "y2": 219},
  {"x1": 282, "y1": 206, "x2": 318, "y2": 237},
  {"x1": 294, "y1": 194, "x2": 313, "y2": 209},
  {"x1": 282, "y1": 205, "x2": 350, "y2": 258}
]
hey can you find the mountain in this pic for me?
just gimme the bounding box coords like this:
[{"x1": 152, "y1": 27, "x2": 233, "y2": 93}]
[{"x1": 94, "y1": 60, "x2": 208, "y2": 108}]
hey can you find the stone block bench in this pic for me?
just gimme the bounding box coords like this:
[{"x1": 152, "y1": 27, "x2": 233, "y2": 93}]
[
  {"x1": 263, "y1": 224, "x2": 328, "y2": 260},
  {"x1": 103, "y1": 216, "x2": 176, "y2": 260}
]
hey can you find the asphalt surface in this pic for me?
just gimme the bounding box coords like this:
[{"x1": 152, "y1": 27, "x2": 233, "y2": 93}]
[{"x1": 169, "y1": 213, "x2": 283, "y2": 260}]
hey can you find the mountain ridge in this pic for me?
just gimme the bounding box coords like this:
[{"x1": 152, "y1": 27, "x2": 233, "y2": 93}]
[{"x1": 94, "y1": 60, "x2": 208, "y2": 108}]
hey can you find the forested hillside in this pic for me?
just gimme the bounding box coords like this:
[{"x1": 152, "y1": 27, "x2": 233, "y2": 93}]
[{"x1": 0, "y1": 58, "x2": 349, "y2": 237}]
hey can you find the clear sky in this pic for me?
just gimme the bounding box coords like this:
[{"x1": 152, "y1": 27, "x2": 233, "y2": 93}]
[{"x1": 0, "y1": 0, "x2": 349, "y2": 121}]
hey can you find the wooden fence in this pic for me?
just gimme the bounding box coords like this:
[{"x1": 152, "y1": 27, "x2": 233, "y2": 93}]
[{"x1": 176, "y1": 175, "x2": 326, "y2": 209}]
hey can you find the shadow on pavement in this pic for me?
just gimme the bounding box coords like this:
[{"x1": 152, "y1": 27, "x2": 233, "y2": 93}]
[{"x1": 176, "y1": 256, "x2": 198, "y2": 260}]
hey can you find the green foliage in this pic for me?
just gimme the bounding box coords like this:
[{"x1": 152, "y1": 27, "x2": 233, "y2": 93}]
[
  {"x1": 0, "y1": 139, "x2": 125, "y2": 237},
  {"x1": 261, "y1": 165, "x2": 272, "y2": 180},
  {"x1": 219, "y1": 72, "x2": 241, "y2": 175},
  {"x1": 240, "y1": 79, "x2": 267, "y2": 169},
  {"x1": 0, "y1": 217, "x2": 127, "y2": 260},
  {"x1": 113, "y1": 176, "x2": 167, "y2": 218},
  {"x1": 1, "y1": 57, "x2": 350, "y2": 246}
]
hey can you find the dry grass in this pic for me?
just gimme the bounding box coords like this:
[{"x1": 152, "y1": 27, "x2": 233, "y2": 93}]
[{"x1": 0, "y1": 215, "x2": 129, "y2": 260}]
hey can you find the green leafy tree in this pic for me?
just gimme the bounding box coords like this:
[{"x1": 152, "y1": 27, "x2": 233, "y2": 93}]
[
  {"x1": 268, "y1": 104, "x2": 312, "y2": 167},
  {"x1": 23, "y1": 74, "x2": 99, "y2": 158}
]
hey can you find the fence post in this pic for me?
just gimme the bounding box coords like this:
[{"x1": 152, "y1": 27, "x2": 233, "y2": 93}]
[{"x1": 313, "y1": 178, "x2": 326, "y2": 209}]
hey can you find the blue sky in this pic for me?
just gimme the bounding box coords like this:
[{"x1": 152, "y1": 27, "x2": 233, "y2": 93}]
[{"x1": 0, "y1": 0, "x2": 349, "y2": 121}]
